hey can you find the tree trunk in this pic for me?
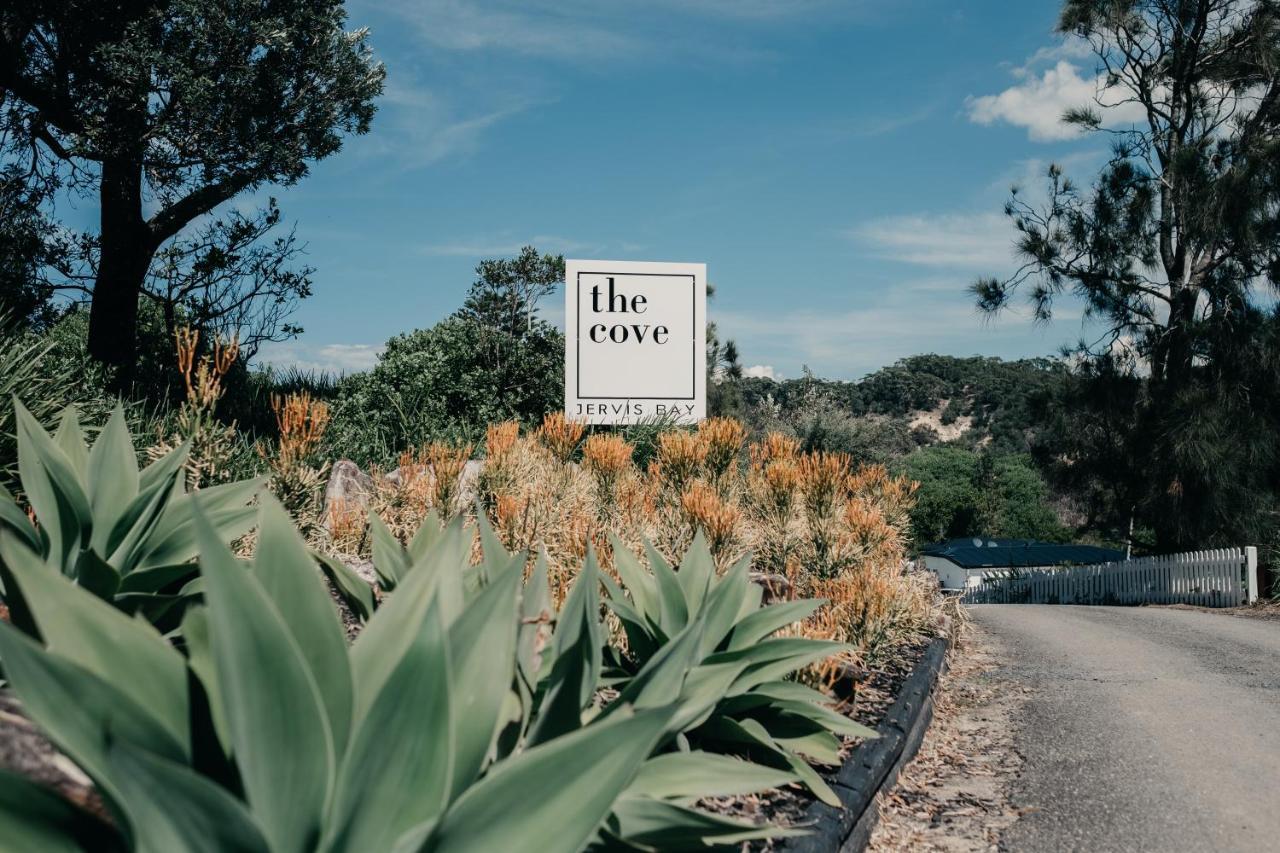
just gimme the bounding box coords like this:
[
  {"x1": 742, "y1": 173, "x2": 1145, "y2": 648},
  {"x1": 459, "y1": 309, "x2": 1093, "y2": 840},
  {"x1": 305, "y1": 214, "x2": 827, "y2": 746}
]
[{"x1": 87, "y1": 156, "x2": 152, "y2": 389}]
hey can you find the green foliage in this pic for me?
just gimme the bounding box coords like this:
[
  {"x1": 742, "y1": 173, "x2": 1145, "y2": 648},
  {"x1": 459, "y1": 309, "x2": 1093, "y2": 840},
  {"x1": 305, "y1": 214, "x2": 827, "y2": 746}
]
[
  {"x1": 327, "y1": 316, "x2": 563, "y2": 464},
  {"x1": 601, "y1": 532, "x2": 877, "y2": 808},
  {"x1": 0, "y1": 498, "x2": 825, "y2": 850},
  {"x1": 898, "y1": 446, "x2": 1068, "y2": 546},
  {"x1": 0, "y1": 401, "x2": 262, "y2": 631}
]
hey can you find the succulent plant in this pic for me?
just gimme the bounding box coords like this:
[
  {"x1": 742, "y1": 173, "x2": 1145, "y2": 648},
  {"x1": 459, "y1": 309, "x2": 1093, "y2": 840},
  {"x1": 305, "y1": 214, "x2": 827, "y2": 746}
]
[
  {"x1": 0, "y1": 400, "x2": 262, "y2": 631},
  {"x1": 600, "y1": 531, "x2": 878, "y2": 807},
  {"x1": 0, "y1": 498, "x2": 804, "y2": 851}
]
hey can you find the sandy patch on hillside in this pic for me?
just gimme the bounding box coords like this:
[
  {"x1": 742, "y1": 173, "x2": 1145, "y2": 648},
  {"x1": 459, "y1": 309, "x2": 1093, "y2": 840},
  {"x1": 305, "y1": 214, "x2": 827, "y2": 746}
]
[{"x1": 909, "y1": 403, "x2": 972, "y2": 443}]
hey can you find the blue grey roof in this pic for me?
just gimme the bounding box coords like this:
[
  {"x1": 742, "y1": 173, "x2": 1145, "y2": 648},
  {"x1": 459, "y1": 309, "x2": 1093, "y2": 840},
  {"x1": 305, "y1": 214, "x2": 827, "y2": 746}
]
[{"x1": 920, "y1": 538, "x2": 1125, "y2": 569}]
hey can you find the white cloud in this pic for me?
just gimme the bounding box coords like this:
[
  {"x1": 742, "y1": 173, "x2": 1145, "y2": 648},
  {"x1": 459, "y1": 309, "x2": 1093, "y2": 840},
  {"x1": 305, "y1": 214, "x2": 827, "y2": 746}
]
[
  {"x1": 743, "y1": 364, "x2": 780, "y2": 380},
  {"x1": 850, "y1": 212, "x2": 1016, "y2": 269},
  {"x1": 967, "y1": 42, "x2": 1149, "y2": 142},
  {"x1": 255, "y1": 341, "x2": 384, "y2": 374}
]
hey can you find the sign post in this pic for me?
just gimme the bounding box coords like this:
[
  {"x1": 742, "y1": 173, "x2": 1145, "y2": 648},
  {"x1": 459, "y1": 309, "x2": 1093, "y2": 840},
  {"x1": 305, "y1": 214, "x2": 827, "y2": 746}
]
[{"x1": 565, "y1": 259, "x2": 706, "y2": 425}]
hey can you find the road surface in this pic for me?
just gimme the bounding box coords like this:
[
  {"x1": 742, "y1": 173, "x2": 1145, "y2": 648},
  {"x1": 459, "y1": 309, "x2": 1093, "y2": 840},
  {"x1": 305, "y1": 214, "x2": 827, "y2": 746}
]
[{"x1": 968, "y1": 605, "x2": 1280, "y2": 853}]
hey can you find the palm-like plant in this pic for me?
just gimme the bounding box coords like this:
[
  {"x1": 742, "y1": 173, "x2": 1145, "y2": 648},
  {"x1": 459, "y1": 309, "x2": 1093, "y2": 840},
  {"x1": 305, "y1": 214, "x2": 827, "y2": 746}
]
[
  {"x1": 601, "y1": 532, "x2": 877, "y2": 807},
  {"x1": 0, "y1": 400, "x2": 262, "y2": 630},
  {"x1": 0, "y1": 498, "x2": 805, "y2": 851}
]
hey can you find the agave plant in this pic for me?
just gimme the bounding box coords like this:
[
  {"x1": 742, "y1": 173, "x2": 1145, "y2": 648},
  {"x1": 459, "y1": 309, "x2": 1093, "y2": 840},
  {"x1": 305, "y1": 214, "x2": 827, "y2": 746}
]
[
  {"x1": 0, "y1": 400, "x2": 265, "y2": 631},
  {"x1": 600, "y1": 532, "x2": 878, "y2": 807},
  {"x1": 0, "y1": 497, "x2": 802, "y2": 851}
]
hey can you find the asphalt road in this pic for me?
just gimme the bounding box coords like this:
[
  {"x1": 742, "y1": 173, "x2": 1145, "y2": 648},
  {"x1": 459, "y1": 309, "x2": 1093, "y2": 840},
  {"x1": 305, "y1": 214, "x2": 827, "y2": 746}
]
[{"x1": 968, "y1": 605, "x2": 1280, "y2": 853}]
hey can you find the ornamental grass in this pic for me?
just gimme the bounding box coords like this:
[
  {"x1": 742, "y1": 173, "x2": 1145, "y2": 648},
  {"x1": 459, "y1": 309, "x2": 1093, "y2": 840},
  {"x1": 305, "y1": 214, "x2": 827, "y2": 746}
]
[{"x1": 332, "y1": 420, "x2": 935, "y2": 673}]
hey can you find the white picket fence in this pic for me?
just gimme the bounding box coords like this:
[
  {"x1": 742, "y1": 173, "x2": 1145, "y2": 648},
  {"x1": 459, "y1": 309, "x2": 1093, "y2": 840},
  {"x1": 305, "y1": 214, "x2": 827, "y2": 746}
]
[{"x1": 962, "y1": 546, "x2": 1259, "y2": 607}]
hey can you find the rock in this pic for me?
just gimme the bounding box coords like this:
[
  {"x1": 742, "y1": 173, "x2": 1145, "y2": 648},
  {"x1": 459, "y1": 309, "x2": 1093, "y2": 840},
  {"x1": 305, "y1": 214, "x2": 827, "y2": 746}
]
[
  {"x1": 322, "y1": 460, "x2": 375, "y2": 530},
  {"x1": 457, "y1": 460, "x2": 483, "y2": 507},
  {"x1": 751, "y1": 571, "x2": 793, "y2": 603}
]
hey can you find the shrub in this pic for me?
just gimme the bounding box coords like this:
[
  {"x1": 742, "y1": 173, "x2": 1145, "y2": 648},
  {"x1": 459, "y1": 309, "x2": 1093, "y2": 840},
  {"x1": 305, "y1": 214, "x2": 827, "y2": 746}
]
[
  {"x1": 0, "y1": 499, "x2": 821, "y2": 849},
  {"x1": 0, "y1": 401, "x2": 262, "y2": 632},
  {"x1": 326, "y1": 316, "x2": 563, "y2": 465}
]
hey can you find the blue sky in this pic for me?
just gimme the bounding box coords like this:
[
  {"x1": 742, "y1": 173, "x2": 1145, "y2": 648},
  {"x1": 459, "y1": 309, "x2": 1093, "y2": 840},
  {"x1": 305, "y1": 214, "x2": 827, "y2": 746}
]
[{"x1": 254, "y1": 0, "x2": 1117, "y2": 380}]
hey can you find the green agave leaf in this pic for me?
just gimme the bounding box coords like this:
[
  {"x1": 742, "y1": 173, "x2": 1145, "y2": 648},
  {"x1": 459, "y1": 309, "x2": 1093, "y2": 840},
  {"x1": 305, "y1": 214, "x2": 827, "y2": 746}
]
[
  {"x1": 517, "y1": 551, "x2": 552, "y2": 684},
  {"x1": 195, "y1": 503, "x2": 333, "y2": 853},
  {"x1": 606, "y1": 796, "x2": 798, "y2": 850},
  {"x1": 313, "y1": 551, "x2": 376, "y2": 622},
  {"x1": 86, "y1": 406, "x2": 139, "y2": 555},
  {"x1": 369, "y1": 512, "x2": 409, "y2": 590},
  {"x1": 674, "y1": 531, "x2": 714, "y2": 615},
  {"x1": 696, "y1": 551, "x2": 751, "y2": 657},
  {"x1": 53, "y1": 406, "x2": 88, "y2": 478},
  {"x1": 137, "y1": 440, "x2": 190, "y2": 495},
  {"x1": 0, "y1": 623, "x2": 188, "y2": 812},
  {"x1": 105, "y1": 468, "x2": 183, "y2": 575},
  {"x1": 764, "y1": 696, "x2": 879, "y2": 740},
  {"x1": 254, "y1": 497, "x2": 354, "y2": 754},
  {"x1": 351, "y1": 515, "x2": 468, "y2": 723},
  {"x1": 0, "y1": 482, "x2": 42, "y2": 552},
  {"x1": 627, "y1": 752, "x2": 798, "y2": 801},
  {"x1": 472, "y1": 508, "x2": 511, "y2": 586},
  {"x1": 727, "y1": 598, "x2": 826, "y2": 650},
  {"x1": 0, "y1": 536, "x2": 188, "y2": 749},
  {"x1": 407, "y1": 508, "x2": 444, "y2": 563},
  {"x1": 181, "y1": 606, "x2": 230, "y2": 755},
  {"x1": 72, "y1": 547, "x2": 121, "y2": 601},
  {"x1": 423, "y1": 707, "x2": 673, "y2": 853},
  {"x1": 446, "y1": 554, "x2": 522, "y2": 791},
  {"x1": 607, "y1": 533, "x2": 658, "y2": 623},
  {"x1": 699, "y1": 717, "x2": 840, "y2": 808},
  {"x1": 667, "y1": 661, "x2": 750, "y2": 734},
  {"x1": 117, "y1": 563, "x2": 199, "y2": 595},
  {"x1": 134, "y1": 478, "x2": 263, "y2": 572},
  {"x1": 0, "y1": 768, "x2": 122, "y2": 853},
  {"x1": 15, "y1": 398, "x2": 91, "y2": 574},
  {"x1": 605, "y1": 617, "x2": 703, "y2": 715},
  {"x1": 327, "y1": 600, "x2": 452, "y2": 853},
  {"x1": 770, "y1": 726, "x2": 843, "y2": 766},
  {"x1": 643, "y1": 540, "x2": 688, "y2": 635},
  {"x1": 705, "y1": 637, "x2": 847, "y2": 695},
  {"x1": 527, "y1": 548, "x2": 603, "y2": 746},
  {"x1": 750, "y1": 681, "x2": 835, "y2": 706},
  {"x1": 107, "y1": 740, "x2": 271, "y2": 853}
]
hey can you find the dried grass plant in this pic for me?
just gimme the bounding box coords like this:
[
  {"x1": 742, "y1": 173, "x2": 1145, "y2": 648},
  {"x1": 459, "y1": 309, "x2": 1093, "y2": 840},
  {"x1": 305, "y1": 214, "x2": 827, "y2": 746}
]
[{"x1": 337, "y1": 417, "x2": 935, "y2": 673}]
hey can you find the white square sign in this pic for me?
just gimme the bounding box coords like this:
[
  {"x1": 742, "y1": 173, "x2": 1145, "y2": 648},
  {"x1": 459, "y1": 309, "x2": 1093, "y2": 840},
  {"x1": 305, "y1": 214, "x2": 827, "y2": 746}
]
[{"x1": 565, "y1": 259, "x2": 706, "y2": 424}]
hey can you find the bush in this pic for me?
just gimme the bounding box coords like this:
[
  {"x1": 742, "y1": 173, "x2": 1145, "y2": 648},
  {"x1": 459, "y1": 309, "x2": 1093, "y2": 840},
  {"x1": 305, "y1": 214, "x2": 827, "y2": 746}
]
[
  {"x1": 327, "y1": 316, "x2": 563, "y2": 465},
  {"x1": 0, "y1": 495, "x2": 849, "y2": 849}
]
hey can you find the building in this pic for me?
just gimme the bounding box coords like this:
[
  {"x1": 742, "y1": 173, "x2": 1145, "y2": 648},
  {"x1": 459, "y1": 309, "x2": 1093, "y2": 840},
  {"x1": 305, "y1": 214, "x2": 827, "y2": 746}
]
[{"x1": 920, "y1": 538, "x2": 1127, "y2": 592}]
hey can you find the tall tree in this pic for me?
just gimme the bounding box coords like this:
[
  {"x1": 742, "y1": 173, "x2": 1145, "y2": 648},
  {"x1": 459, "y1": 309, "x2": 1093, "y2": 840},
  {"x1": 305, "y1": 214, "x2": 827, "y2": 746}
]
[
  {"x1": 0, "y1": 0, "x2": 384, "y2": 380},
  {"x1": 974, "y1": 0, "x2": 1280, "y2": 548},
  {"x1": 461, "y1": 246, "x2": 565, "y2": 338}
]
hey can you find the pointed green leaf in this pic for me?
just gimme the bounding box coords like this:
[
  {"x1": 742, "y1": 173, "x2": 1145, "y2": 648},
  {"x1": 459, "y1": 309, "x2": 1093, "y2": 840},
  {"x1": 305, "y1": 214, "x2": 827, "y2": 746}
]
[
  {"x1": 0, "y1": 768, "x2": 121, "y2": 853},
  {"x1": 675, "y1": 530, "x2": 714, "y2": 614},
  {"x1": 15, "y1": 398, "x2": 91, "y2": 574},
  {"x1": 369, "y1": 512, "x2": 409, "y2": 590},
  {"x1": 607, "y1": 796, "x2": 798, "y2": 848},
  {"x1": 423, "y1": 708, "x2": 672, "y2": 853},
  {"x1": 528, "y1": 549, "x2": 602, "y2": 745},
  {"x1": 107, "y1": 741, "x2": 270, "y2": 853},
  {"x1": 728, "y1": 599, "x2": 826, "y2": 650},
  {"x1": 0, "y1": 623, "x2": 187, "y2": 810},
  {"x1": 195, "y1": 503, "x2": 333, "y2": 853},
  {"x1": 314, "y1": 551, "x2": 376, "y2": 622},
  {"x1": 407, "y1": 508, "x2": 443, "y2": 562},
  {"x1": 0, "y1": 536, "x2": 188, "y2": 749},
  {"x1": 351, "y1": 515, "x2": 468, "y2": 723},
  {"x1": 328, "y1": 600, "x2": 452, "y2": 853},
  {"x1": 644, "y1": 539, "x2": 688, "y2": 634},
  {"x1": 53, "y1": 406, "x2": 88, "y2": 478},
  {"x1": 254, "y1": 497, "x2": 354, "y2": 753},
  {"x1": 628, "y1": 752, "x2": 798, "y2": 800},
  {"x1": 86, "y1": 406, "x2": 139, "y2": 555},
  {"x1": 607, "y1": 533, "x2": 659, "y2": 623},
  {"x1": 446, "y1": 554, "x2": 522, "y2": 790}
]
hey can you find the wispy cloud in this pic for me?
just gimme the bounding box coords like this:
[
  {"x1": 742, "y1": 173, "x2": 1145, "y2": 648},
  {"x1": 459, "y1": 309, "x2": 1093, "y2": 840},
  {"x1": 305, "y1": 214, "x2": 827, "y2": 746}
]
[
  {"x1": 743, "y1": 364, "x2": 781, "y2": 380},
  {"x1": 255, "y1": 341, "x2": 384, "y2": 374},
  {"x1": 850, "y1": 212, "x2": 1016, "y2": 270},
  {"x1": 420, "y1": 234, "x2": 596, "y2": 257},
  {"x1": 966, "y1": 40, "x2": 1147, "y2": 142}
]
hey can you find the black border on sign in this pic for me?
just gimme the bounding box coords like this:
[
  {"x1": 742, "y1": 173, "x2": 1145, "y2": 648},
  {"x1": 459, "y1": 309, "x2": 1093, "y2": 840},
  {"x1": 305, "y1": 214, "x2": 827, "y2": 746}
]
[{"x1": 575, "y1": 271, "x2": 697, "y2": 400}]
